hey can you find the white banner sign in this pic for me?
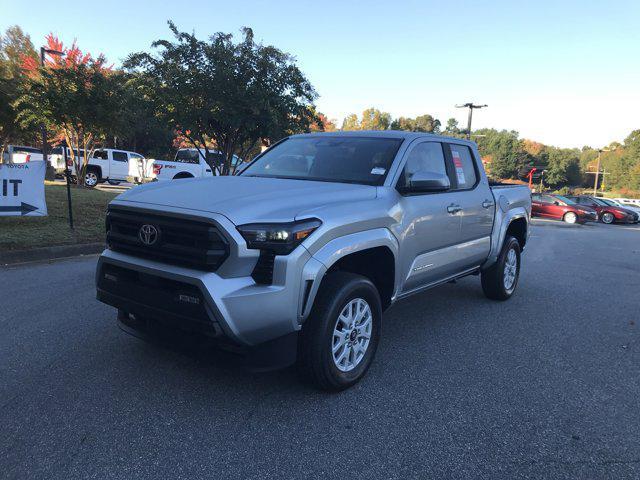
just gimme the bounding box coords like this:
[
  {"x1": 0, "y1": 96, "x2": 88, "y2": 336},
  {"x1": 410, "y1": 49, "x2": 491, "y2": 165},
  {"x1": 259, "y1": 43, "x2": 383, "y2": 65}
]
[{"x1": 0, "y1": 161, "x2": 48, "y2": 216}]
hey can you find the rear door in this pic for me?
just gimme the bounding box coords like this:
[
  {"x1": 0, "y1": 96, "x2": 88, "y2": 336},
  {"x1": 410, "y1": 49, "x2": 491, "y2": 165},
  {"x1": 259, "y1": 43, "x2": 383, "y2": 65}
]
[
  {"x1": 110, "y1": 150, "x2": 130, "y2": 180},
  {"x1": 395, "y1": 139, "x2": 464, "y2": 294},
  {"x1": 445, "y1": 142, "x2": 493, "y2": 269}
]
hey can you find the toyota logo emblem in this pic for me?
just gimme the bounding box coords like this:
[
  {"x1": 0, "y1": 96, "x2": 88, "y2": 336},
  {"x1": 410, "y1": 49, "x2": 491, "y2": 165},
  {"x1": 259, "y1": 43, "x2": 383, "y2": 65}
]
[{"x1": 139, "y1": 224, "x2": 159, "y2": 246}]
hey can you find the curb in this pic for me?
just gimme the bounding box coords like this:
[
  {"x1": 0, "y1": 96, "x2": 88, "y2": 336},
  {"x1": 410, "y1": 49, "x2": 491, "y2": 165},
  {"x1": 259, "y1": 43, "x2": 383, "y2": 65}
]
[{"x1": 0, "y1": 242, "x2": 105, "y2": 267}]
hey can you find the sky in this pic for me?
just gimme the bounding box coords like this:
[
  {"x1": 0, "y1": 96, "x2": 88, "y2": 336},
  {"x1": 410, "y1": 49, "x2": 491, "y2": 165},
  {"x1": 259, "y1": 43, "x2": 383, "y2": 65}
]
[{"x1": 2, "y1": 0, "x2": 639, "y2": 148}]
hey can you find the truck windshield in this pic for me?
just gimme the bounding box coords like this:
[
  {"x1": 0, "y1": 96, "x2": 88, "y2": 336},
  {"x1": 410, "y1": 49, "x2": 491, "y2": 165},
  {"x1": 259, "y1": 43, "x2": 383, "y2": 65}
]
[{"x1": 241, "y1": 136, "x2": 403, "y2": 185}]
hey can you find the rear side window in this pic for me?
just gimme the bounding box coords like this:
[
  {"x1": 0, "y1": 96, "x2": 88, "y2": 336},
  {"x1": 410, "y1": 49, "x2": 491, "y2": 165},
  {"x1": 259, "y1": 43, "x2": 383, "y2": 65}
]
[
  {"x1": 93, "y1": 150, "x2": 109, "y2": 160},
  {"x1": 175, "y1": 149, "x2": 200, "y2": 164},
  {"x1": 448, "y1": 144, "x2": 477, "y2": 189},
  {"x1": 397, "y1": 142, "x2": 447, "y2": 189},
  {"x1": 112, "y1": 151, "x2": 128, "y2": 162}
]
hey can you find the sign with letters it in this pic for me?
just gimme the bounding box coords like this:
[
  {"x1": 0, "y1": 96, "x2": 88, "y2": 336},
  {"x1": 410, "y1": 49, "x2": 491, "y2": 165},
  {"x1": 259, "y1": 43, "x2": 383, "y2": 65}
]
[{"x1": 0, "y1": 161, "x2": 47, "y2": 216}]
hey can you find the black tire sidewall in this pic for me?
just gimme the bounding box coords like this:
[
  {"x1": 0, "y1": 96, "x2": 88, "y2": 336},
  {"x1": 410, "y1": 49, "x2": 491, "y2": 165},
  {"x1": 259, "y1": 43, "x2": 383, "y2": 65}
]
[{"x1": 302, "y1": 273, "x2": 382, "y2": 390}]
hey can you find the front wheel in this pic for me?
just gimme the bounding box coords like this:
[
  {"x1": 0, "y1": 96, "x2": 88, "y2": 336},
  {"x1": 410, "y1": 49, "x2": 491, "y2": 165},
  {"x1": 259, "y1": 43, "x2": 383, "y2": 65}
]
[
  {"x1": 481, "y1": 236, "x2": 521, "y2": 301},
  {"x1": 601, "y1": 212, "x2": 615, "y2": 224},
  {"x1": 563, "y1": 211, "x2": 578, "y2": 224},
  {"x1": 84, "y1": 170, "x2": 99, "y2": 188},
  {"x1": 297, "y1": 272, "x2": 381, "y2": 391}
]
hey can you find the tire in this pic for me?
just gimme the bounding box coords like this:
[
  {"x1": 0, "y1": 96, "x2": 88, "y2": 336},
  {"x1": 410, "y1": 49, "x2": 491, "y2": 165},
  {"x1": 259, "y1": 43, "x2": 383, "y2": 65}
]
[
  {"x1": 601, "y1": 212, "x2": 615, "y2": 224},
  {"x1": 563, "y1": 211, "x2": 578, "y2": 224},
  {"x1": 84, "y1": 169, "x2": 100, "y2": 188},
  {"x1": 481, "y1": 235, "x2": 521, "y2": 301},
  {"x1": 297, "y1": 272, "x2": 382, "y2": 391}
]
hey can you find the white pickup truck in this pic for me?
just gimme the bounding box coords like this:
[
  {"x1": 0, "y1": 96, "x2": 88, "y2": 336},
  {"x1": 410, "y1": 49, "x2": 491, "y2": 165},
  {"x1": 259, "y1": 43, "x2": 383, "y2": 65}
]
[
  {"x1": 149, "y1": 148, "x2": 243, "y2": 181},
  {"x1": 49, "y1": 147, "x2": 145, "y2": 187},
  {"x1": 1, "y1": 145, "x2": 45, "y2": 163}
]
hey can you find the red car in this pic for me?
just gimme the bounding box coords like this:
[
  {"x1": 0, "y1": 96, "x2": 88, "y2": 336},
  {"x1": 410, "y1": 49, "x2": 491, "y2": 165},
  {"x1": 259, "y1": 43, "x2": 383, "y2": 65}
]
[
  {"x1": 566, "y1": 196, "x2": 639, "y2": 224},
  {"x1": 531, "y1": 193, "x2": 598, "y2": 224}
]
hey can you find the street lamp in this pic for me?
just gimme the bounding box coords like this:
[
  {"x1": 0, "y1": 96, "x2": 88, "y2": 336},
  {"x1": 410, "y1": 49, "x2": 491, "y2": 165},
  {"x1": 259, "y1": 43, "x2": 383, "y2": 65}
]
[
  {"x1": 588, "y1": 147, "x2": 613, "y2": 196},
  {"x1": 39, "y1": 47, "x2": 65, "y2": 180},
  {"x1": 455, "y1": 103, "x2": 487, "y2": 140}
]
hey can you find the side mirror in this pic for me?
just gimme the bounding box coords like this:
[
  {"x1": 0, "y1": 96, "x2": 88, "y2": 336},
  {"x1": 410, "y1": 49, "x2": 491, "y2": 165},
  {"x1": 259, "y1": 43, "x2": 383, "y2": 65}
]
[
  {"x1": 553, "y1": 201, "x2": 560, "y2": 206},
  {"x1": 404, "y1": 170, "x2": 450, "y2": 193}
]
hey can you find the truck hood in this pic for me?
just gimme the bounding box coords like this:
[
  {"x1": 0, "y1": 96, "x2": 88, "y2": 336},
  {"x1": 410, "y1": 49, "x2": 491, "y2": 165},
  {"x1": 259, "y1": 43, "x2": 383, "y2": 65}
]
[{"x1": 115, "y1": 176, "x2": 377, "y2": 225}]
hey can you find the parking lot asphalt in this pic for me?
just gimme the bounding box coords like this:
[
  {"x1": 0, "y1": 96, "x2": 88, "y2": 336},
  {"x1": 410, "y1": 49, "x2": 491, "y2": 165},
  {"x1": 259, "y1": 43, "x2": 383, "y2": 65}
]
[{"x1": 1, "y1": 219, "x2": 639, "y2": 479}]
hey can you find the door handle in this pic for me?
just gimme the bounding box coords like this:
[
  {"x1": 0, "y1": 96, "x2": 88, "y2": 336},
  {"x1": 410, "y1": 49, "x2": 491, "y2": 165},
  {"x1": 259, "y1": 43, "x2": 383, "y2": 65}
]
[
  {"x1": 447, "y1": 204, "x2": 462, "y2": 214},
  {"x1": 482, "y1": 199, "x2": 495, "y2": 209}
]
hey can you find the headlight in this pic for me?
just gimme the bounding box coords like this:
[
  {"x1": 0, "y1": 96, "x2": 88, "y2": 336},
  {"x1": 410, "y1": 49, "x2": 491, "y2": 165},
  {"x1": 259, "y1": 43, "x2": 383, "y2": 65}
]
[{"x1": 237, "y1": 219, "x2": 322, "y2": 255}]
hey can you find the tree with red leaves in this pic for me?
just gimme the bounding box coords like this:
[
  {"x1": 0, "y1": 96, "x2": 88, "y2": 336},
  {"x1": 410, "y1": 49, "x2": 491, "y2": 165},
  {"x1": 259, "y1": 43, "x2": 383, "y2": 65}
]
[{"x1": 16, "y1": 34, "x2": 123, "y2": 186}]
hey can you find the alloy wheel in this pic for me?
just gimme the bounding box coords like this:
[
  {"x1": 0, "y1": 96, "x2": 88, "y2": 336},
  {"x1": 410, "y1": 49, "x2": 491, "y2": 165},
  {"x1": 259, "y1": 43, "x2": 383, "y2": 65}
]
[
  {"x1": 503, "y1": 248, "x2": 518, "y2": 293},
  {"x1": 331, "y1": 298, "x2": 373, "y2": 372}
]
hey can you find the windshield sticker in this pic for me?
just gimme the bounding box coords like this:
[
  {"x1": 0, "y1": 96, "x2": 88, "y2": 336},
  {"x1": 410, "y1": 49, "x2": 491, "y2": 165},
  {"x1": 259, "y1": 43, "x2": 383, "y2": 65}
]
[
  {"x1": 451, "y1": 150, "x2": 466, "y2": 185},
  {"x1": 371, "y1": 167, "x2": 386, "y2": 175}
]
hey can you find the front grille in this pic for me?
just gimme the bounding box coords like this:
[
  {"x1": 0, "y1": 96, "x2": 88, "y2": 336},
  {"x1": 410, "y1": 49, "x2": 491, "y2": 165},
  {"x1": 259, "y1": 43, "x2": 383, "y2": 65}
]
[{"x1": 106, "y1": 207, "x2": 229, "y2": 271}]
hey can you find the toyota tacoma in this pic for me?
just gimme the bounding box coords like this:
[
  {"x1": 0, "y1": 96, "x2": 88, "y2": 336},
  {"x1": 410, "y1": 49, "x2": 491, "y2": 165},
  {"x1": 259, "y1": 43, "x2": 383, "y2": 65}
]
[{"x1": 96, "y1": 131, "x2": 531, "y2": 390}]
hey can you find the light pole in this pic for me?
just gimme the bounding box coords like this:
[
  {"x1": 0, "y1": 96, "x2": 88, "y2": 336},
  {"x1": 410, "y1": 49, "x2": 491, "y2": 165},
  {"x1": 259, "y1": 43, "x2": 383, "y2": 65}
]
[
  {"x1": 587, "y1": 148, "x2": 613, "y2": 196},
  {"x1": 39, "y1": 46, "x2": 65, "y2": 180},
  {"x1": 455, "y1": 103, "x2": 487, "y2": 140}
]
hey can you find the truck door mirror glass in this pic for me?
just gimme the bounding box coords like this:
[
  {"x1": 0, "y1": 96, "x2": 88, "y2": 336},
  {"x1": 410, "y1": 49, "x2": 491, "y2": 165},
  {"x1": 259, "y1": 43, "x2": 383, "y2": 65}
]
[{"x1": 405, "y1": 170, "x2": 450, "y2": 193}]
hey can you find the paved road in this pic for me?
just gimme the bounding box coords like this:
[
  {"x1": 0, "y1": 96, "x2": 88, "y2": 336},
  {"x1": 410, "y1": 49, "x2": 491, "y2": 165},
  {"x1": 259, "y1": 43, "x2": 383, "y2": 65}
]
[{"x1": 1, "y1": 220, "x2": 639, "y2": 479}]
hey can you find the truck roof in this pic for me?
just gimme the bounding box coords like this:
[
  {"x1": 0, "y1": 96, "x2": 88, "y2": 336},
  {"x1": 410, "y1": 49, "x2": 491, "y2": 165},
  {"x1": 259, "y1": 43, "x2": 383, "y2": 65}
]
[{"x1": 289, "y1": 130, "x2": 478, "y2": 147}]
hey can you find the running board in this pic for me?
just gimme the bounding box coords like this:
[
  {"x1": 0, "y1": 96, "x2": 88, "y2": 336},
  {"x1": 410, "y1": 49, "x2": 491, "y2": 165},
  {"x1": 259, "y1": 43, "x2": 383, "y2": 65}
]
[{"x1": 394, "y1": 267, "x2": 481, "y2": 301}]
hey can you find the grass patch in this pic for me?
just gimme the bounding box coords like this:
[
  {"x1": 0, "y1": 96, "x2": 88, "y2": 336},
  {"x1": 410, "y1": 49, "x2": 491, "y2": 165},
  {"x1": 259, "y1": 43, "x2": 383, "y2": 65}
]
[{"x1": 0, "y1": 183, "x2": 117, "y2": 251}]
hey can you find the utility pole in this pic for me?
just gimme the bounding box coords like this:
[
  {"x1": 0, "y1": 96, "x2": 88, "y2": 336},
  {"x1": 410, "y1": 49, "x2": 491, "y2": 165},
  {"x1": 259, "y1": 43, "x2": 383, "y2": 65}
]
[
  {"x1": 39, "y1": 46, "x2": 65, "y2": 180},
  {"x1": 593, "y1": 149, "x2": 602, "y2": 196},
  {"x1": 455, "y1": 103, "x2": 488, "y2": 140}
]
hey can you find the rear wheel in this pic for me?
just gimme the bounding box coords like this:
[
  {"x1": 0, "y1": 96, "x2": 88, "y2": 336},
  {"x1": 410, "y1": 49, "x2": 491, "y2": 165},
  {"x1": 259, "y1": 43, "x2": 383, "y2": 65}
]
[
  {"x1": 298, "y1": 272, "x2": 381, "y2": 391},
  {"x1": 563, "y1": 211, "x2": 578, "y2": 224},
  {"x1": 601, "y1": 212, "x2": 615, "y2": 224},
  {"x1": 481, "y1": 236, "x2": 521, "y2": 301}
]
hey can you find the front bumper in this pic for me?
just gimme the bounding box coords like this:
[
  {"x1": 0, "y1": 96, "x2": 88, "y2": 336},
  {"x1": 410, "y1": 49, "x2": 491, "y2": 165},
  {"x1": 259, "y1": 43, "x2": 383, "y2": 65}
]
[{"x1": 96, "y1": 244, "x2": 325, "y2": 347}]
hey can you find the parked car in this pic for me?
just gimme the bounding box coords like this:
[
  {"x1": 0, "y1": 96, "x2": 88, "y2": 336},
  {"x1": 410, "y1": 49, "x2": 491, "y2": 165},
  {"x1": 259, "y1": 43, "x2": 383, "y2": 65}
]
[
  {"x1": 613, "y1": 197, "x2": 640, "y2": 209},
  {"x1": 603, "y1": 198, "x2": 640, "y2": 216},
  {"x1": 531, "y1": 193, "x2": 597, "y2": 224},
  {"x1": 49, "y1": 147, "x2": 145, "y2": 187},
  {"x1": 2, "y1": 145, "x2": 44, "y2": 163},
  {"x1": 566, "y1": 195, "x2": 639, "y2": 224},
  {"x1": 97, "y1": 131, "x2": 531, "y2": 390},
  {"x1": 152, "y1": 148, "x2": 242, "y2": 181}
]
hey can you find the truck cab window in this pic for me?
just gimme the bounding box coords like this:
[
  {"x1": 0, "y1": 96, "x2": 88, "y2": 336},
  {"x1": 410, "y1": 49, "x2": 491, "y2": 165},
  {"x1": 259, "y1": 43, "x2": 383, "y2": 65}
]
[
  {"x1": 449, "y1": 144, "x2": 477, "y2": 189},
  {"x1": 397, "y1": 142, "x2": 446, "y2": 189},
  {"x1": 112, "y1": 151, "x2": 128, "y2": 162}
]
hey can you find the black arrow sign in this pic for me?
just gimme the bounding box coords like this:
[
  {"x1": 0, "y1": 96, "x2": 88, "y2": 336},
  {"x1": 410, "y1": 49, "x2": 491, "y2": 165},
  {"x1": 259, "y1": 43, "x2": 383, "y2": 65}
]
[{"x1": 0, "y1": 202, "x2": 39, "y2": 215}]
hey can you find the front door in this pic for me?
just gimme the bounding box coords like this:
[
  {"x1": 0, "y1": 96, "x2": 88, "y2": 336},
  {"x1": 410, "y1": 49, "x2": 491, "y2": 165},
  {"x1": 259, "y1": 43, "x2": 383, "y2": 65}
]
[{"x1": 396, "y1": 140, "x2": 464, "y2": 294}]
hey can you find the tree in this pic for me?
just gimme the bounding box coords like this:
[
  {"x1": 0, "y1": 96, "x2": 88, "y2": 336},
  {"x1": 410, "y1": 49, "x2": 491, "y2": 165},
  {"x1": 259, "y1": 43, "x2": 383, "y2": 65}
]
[
  {"x1": 17, "y1": 34, "x2": 124, "y2": 185},
  {"x1": 474, "y1": 129, "x2": 525, "y2": 179},
  {"x1": 360, "y1": 108, "x2": 391, "y2": 130},
  {"x1": 0, "y1": 26, "x2": 38, "y2": 155},
  {"x1": 125, "y1": 22, "x2": 318, "y2": 175},
  {"x1": 390, "y1": 114, "x2": 440, "y2": 133},
  {"x1": 341, "y1": 113, "x2": 360, "y2": 131},
  {"x1": 544, "y1": 147, "x2": 582, "y2": 187},
  {"x1": 310, "y1": 111, "x2": 337, "y2": 132},
  {"x1": 443, "y1": 118, "x2": 461, "y2": 136}
]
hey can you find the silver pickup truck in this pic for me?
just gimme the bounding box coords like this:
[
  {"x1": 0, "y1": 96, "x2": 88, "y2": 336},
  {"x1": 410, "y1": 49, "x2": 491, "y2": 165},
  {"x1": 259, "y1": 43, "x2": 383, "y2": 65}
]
[{"x1": 96, "y1": 131, "x2": 531, "y2": 390}]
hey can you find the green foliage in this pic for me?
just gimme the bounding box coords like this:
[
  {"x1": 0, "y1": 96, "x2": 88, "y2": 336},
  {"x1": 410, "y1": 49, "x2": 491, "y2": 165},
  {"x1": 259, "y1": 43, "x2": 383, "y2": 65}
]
[
  {"x1": 341, "y1": 108, "x2": 391, "y2": 131},
  {"x1": 0, "y1": 26, "x2": 39, "y2": 151},
  {"x1": 390, "y1": 114, "x2": 441, "y2": 133},
  {"x1": 474, "y1": 129, "x2": 525, "y2": 179},
  {"x1": 16, "y1": 61, "x2": 126, "y2": 184},
  {"x1": 543, "y1": 147, "x2": 582, "y2": 187},
  {"x1": 125, "y1": 22, "x2": 317, "y2": 174}
]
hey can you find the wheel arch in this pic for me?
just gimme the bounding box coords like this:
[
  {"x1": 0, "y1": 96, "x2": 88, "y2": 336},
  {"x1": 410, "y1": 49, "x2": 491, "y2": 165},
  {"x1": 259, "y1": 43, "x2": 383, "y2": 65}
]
[
  {"x1": 173, "y1": 172, "x2": 194, "y2": 179},
  {"x1": 300, "y1": 229, "x2": 399, "y2": 320}
]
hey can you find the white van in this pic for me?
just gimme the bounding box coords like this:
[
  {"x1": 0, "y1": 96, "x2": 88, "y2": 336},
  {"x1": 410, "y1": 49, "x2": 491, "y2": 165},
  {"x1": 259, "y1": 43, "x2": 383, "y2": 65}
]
[
  {"x1": 49, "y1": 147, "x2": 144, "y2": 187},
  {"x1": 152, "y1": 148, "x2": 242, "y2": 181}
]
